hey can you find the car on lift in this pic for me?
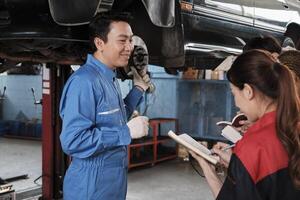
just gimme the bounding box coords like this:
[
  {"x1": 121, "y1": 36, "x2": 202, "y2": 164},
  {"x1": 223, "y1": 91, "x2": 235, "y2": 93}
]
[
  {"x1": 0, "y1": 1, "x2": 297, "y2": 199},
  {"x1": 182, "y1": 0, "x2": 300, "y2": 68},
  {"x1": 0, "y1": 0, "x2": 299, "y2": 74}
]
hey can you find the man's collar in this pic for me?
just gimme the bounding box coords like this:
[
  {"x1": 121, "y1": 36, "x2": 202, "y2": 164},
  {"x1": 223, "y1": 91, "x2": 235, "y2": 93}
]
[{"x1": 86, "y1": 54, "x2": 116, "y2": 81}]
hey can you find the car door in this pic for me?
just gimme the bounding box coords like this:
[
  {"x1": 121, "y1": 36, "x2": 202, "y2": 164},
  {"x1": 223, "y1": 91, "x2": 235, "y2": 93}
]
[
  {"x1": 254, "y1": 0, "x2": 300, "y2": 34},
  {"x1": 193, "y1": 0, "x2": 254, "y2": 27}
]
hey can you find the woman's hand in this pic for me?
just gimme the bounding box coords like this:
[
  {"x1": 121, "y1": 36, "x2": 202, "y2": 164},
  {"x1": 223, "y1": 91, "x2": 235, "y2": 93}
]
[
  {"x1": 189, "y1": 150, "x2": 215, "y2": 172},
  {"x1": 212, "y1": 142, "x2": 233, "y2": 168},
  {"x1": 189, "y1": 150, "x2": 223, "y2": 198},
  {"x1": 234, "y1": 120, "x2": 252, "y2": 134}
]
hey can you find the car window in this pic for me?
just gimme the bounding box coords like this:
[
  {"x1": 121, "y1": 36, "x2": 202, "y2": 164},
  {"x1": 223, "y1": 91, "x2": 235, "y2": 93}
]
[
  {"x1": 254, "y1": 0, "x2": 300, "y2": 33},
  {"x1": 193, "y1": 0, "x2": 254, "y2": 24}
]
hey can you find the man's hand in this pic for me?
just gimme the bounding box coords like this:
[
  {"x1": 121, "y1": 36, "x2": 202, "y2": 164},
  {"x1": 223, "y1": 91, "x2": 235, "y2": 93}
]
[
  {"x1": 127, "y1": 116, "x2": 149, "y2": 139},
  {"x1": 130, "y1": 67, "x2": 151, "y2": 92}
]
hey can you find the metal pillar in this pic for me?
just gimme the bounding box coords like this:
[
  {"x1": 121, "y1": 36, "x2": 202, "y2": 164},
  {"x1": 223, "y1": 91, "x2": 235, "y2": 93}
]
[{"x1": 42, "y1": 64, "x2": 71, "y2": 199}]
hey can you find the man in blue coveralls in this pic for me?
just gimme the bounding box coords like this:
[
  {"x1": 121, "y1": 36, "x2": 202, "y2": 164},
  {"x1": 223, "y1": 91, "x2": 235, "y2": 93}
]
[{"x1": 59, "y1": 12, "x2": 150, "y2": 200}]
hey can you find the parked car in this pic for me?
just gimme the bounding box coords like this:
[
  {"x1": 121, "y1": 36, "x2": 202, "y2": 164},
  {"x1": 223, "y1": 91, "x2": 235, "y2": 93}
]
[{"x1": 0, "y1": 0, "x2": 299, "y2": 74}]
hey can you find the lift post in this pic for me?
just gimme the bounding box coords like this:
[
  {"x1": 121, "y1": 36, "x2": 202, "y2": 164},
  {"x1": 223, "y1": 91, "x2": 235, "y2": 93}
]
[{"x1": 42, "y1": 64, "x2": 71, "y2": 199}]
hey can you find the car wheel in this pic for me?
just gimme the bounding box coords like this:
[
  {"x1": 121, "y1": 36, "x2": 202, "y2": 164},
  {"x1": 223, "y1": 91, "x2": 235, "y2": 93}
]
[
  {"x1": 284, "y1": 23, "x2": 300, "y2": 48},
  {"x1": 281, "y1": 36, "x2": 295, "y2": 49}
]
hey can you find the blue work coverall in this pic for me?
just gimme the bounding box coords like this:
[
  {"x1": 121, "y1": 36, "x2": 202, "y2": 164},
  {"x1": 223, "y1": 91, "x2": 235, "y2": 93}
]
[{"x1": 59, "y1": 54, "x2": 143, "y2": 200}]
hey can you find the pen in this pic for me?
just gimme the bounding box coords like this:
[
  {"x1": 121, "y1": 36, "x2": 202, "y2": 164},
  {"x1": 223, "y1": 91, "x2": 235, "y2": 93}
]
[
  {"x1": 209, "y1": 144, "x2": 235, "y2": 155},
  {"x1": 222, "y1": 144, "x2": 235, "y2": 151}
]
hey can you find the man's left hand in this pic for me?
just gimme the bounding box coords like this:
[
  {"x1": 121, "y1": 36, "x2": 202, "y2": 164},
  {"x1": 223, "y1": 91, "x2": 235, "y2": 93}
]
[{"x1": 130, "y1": 67, "x2": 151, "y2": 92}]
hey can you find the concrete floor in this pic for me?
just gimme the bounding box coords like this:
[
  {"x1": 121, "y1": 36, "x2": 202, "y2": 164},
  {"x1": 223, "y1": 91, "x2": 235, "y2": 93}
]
[
  {"x1": 0, "y1": 137, "x2": 42, "y2": 195},
  {"x1": 127, "y1": 160, "x2": 214, "y2": 200},
  {"x1": 0, "y1": 137, "x2": 214, "y2": 200}
]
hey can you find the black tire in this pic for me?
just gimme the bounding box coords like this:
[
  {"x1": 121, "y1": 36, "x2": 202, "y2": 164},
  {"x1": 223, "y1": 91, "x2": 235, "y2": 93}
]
[
  {"x1": 284, "y1": 23, "x2": 300, "y2": 47},
  {"x1": 281, "y1": 36, "x2": 295, "y2": 48}
]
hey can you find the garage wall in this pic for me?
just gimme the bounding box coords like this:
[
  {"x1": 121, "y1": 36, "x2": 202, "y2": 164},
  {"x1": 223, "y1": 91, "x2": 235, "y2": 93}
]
[
  {"x1": 141, "y1": 65, "x2": 179, "y2": 119},
  {"x1": 0, "y1": 75, "x2": 42, "y2": 122},
  {"x1": 118, "y1": 66, "x2": 237, "y2": 139},
  {"x1": 118, "y1": 66, "x2": 179, "y2": 119},
  {"x1": 118, "y1": 66, "x2": 179, "y2": 137},
  {"x1": 0, "y1": 68, "x2": 174, "y2": 122}
]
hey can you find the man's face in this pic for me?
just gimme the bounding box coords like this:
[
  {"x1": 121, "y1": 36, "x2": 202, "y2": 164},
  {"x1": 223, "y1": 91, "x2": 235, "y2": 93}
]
[{"x1": 98, "y1": 21, "x2": 134, "y2": 69}]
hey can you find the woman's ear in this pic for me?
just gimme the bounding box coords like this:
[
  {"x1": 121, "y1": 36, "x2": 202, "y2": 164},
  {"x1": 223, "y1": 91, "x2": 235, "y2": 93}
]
[
  {"x1": 94, "y1": 37, "x2": 104, "y2": 52},
  {"x1": 243, "y1": 83, "x2": 254, "y2": 100}
]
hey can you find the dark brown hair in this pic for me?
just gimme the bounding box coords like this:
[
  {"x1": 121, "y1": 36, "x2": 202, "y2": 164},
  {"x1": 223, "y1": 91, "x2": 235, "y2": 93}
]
[
  {"x1": 243, "y1": 36, "x2": 282, "y2": 54},
  {"x1": 278, "y1": 50, "x2": 300, "y2": 79},
  {"x1": 227, "y1": 50, "x2": 300, "y2": 188}
]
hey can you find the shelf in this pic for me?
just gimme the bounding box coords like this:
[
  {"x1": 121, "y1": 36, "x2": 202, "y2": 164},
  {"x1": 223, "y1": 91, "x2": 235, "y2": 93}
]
[
  {"x1": 128, "y1": 118, "x2": 178, "y2": 169},
  {"x1": 150, "y1": 118, "x2": 178, "y2": 122},
  {"x1": 156, "y1": 155, "x2": 177, "y2": 163},
  {"x1": 178, "y1": 79, "x2": 229, "y2": 84},
  {"x1": 128, "y1": 161, "x2": 153, "y2": 168},
  {"x1": 130, "y1": 137, "x2": 154, "y2": 147},
  {"x1": 156, "y1": 145, "x2": 177, "y2": 163},
  {"x1": 129, "y1": 152, "x2": 153, "y2": 165},
  {"x1": 156, "y1": 138, "x2": 173, "y2": 144}
]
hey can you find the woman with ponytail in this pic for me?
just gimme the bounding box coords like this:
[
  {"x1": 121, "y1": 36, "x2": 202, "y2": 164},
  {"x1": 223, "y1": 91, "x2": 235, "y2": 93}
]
[{"x1": 190, "y1": 49, "x2": 300, "y2": 199}]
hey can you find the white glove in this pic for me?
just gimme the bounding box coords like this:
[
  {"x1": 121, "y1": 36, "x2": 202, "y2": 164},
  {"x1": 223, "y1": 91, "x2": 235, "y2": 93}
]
[
  {"x1": 130, "y1": 67, "x2": 151, "y2": 92},
  {"x1": 127, "y1": 116, "x2": 149, "y2": 139}
]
